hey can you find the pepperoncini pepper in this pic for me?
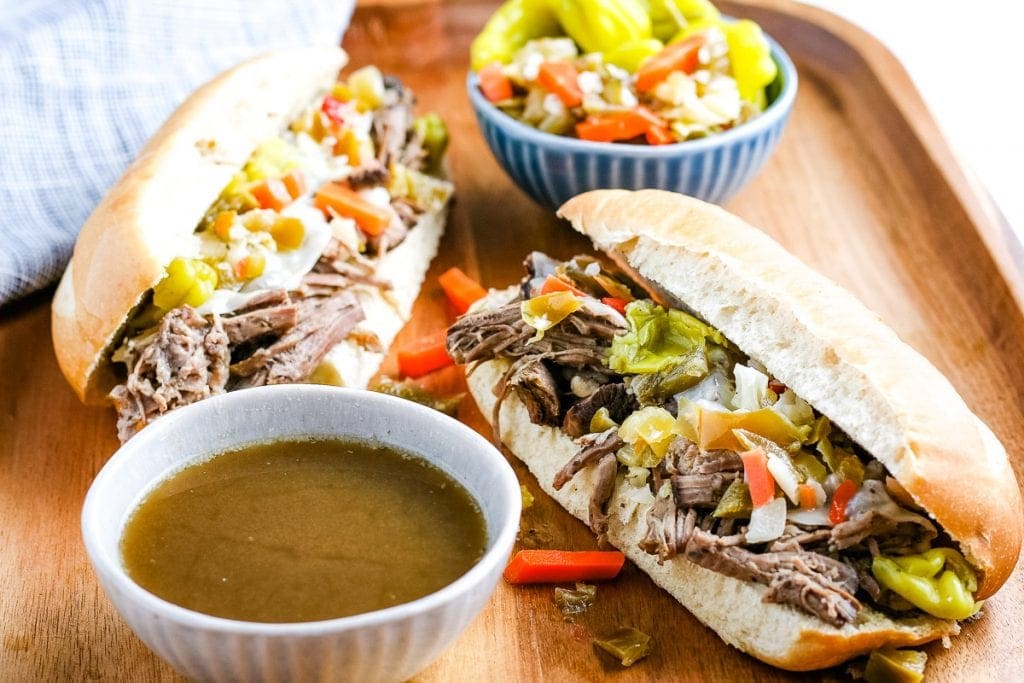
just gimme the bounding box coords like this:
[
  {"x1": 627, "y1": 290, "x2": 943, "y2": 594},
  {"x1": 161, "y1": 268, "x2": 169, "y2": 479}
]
[
  {"x1": 645, "y1": 0, "x2": 721, "y2": 42},
  {"x1": 603, "y1": 38, "x2": 665, "y2": 72},
  {"x1": 412, "y1": 113, "x2": 449, "y2": 173},
  {"x1": 871, "y1": 548, "x2": 981, "y2": 620},
  {"x1": 470, "y1": 0, "x2": 561, "y2": 71},
  {"x1": 152, "y1": 257, "x2": 219, "y2": 311},
  {"x1": 552, "y1": 0, "x2": 652, "y2": 55}
]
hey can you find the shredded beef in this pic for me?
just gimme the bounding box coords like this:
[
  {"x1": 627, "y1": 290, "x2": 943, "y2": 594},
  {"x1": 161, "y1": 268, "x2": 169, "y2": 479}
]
[
  {"x1": 562, "y1": 382, "x2": 635, "y2": 439},
  {"x1": 372, "y1": 77, "x2": 422, "y2": 170},
  {"x1": 446, "y1": 301, "x2": 624, "y2": 370},
  {"x1": 230, "y1": 291, "x2": 363, "y2": 388},
  {"x1": 684, "y1": 529, "x2": 861, "y2": 628},
  {"x1": 553, "y1": 428, "x2": 624, "y2": 490},
  {"x1": 221, "y1": 291, "x2": 297, "y2": 346},
  {"x1": 110, "y1": 306, "x2": 229, "y2": 443},
  {"x1": 830, "y1": 480, "x2": 937, "y2": 554},
  {"x1": 347, "y1": 159, "x2": 389, "y2": 189},
  {"x1": 639, "y1": 498, "x2": 697, "y2": 562},
  {"x1": 509, "y1": 359, "x2": 560, "y2": 426},
  {"x1": 589, "y1": 453, "x2": 618, "y2": 545},
  {"x1": 672, "y1": 472, "x2": 737, "y2": 508}
]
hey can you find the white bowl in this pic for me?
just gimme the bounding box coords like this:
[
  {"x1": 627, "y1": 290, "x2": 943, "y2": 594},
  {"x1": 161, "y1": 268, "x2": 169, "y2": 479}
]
[{"x1": 81, "y1": 385, "x2": 521, "y2": 682}]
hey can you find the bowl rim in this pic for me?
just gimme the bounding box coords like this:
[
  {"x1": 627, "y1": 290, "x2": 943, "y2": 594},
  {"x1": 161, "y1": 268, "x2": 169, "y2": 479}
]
[
  {"x1": 81, "y1": 384, "x2": 522, "y2": 637},
  {"x1": 466, "y1": 30, "x2": 798, "y2": 157}
]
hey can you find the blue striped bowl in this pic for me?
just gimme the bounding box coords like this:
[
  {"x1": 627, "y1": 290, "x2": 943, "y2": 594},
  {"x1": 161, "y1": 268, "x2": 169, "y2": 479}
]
[{"x1": 468, "y1": 35, "x2": 797, "y2": 210}]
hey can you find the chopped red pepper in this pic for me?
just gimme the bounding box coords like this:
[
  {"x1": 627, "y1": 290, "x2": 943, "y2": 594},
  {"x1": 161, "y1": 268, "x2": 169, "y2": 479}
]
[
  {"x1": 479, "y1": 62, "x2": 514, "y2": 103},
  {"x1": 576, "y1": 108, "x2": 665, "y2": 143},
  {"x1": 540, "y1": 275, "x2": 586, "y2": 297},
  {"x1": 438, "y1": 267, "x2": 487, "y2": 315},
  {"x1": 829, "y1": 479, "x2": 859, "y2": 525},
  {"x1": 321, "y1": 95, "x2": 356, "y2": 126},
  {"x1": 250, "y1": 179, "x2": 293, "y2": 212},
  {"x1": 397, "y1": 330, "x2": 453, "y2": 378},
  {"x1": 503, "y1": 550, "x2": 626, "y2": 584},
  {"x1": 741, "y1": 448, "x2": 775, "y2": 508},
  {"x1": 601, "y1": 297, "x2": 628, "y2": 315},
  {"x1": 635, "y1": 34, "x2": 705, "y2": 92},
  {"x1": 537, "y1": 61, "x2": 583, "y2": 107}
]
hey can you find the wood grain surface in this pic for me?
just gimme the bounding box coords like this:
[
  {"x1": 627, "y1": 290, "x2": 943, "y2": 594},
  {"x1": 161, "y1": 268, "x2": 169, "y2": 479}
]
[{"x1": 2, "y1": 0, "x2": 1022, "y2": 680}]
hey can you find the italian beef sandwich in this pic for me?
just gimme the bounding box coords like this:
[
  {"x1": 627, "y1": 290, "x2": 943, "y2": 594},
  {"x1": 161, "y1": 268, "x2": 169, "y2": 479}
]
[
  {"x1": 446, "y1": 189, "x2": 1022, "y2": 670},
  {"x1": 52, "y1": 47, "x2": 453, "y2": 441}
]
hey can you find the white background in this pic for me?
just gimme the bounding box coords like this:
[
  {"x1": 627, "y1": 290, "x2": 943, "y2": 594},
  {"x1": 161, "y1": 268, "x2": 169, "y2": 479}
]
[{"x1": 800, "y1": 0, "x2": 1024, "y2": 242}]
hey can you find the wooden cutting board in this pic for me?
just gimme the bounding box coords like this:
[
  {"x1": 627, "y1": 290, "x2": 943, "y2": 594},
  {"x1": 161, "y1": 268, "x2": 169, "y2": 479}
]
[{"x1": 2, "y1": 0, "x2": 1022, "y2": 679}]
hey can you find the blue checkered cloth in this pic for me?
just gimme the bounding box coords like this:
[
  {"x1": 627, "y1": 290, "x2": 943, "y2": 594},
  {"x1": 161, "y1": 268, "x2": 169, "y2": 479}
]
[{"x1": 0, "y1": 0, "x2": 355, "y2": 306}]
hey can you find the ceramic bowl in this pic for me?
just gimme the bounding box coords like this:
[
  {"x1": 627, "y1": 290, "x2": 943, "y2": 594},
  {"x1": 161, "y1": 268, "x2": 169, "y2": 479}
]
[
  {"x1": 81, "y1": 385, "x2": 521, "y2": 682},
  {"x1": 467, "y1": 33, "x2": 798, "y2": 210}
]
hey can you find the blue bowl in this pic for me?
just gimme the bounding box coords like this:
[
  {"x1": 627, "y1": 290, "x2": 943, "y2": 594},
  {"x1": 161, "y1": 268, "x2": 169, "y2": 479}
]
[{"x1": 467, "y1": 34, "x2": 797, "y2": 210}]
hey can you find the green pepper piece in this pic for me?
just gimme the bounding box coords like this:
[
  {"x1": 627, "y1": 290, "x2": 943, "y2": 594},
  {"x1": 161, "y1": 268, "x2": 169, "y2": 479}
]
[
  {"x1": 470, "y1": 0, "x2": 561, "y2": 71},
  {"x1": 712, "y1": 479, "x2": 753, "y2": 519},
  {"x1": 864, "y1": 648, "x2": 928, "y2": 683},
  {"x1": 791, "y1": 450, "x2": 827, "y2": 483},
  {"x1": 412, "y1": 113, "x2": 449, "y2": 173},
  {"x1": 594, "y1": 627, "x2": 653, "y2": 666},
  {"x1": 872, "y1": 553, "x2": 981, "y2": 620},
  {"x1": 553, "y1": 0, "x2": 652, "y2": 54}
]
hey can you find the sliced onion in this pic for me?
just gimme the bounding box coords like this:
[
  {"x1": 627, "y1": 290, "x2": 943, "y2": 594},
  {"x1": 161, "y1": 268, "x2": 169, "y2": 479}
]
[
  {"x1": 787, "y1": 507, "x2": 831, "y2": 527},
  {"x1": 746, "y1": 497, "x2": 787, "y2": 544},
  {"x1": 766, "y1": 454, "x2": 800, "y2": 504}
]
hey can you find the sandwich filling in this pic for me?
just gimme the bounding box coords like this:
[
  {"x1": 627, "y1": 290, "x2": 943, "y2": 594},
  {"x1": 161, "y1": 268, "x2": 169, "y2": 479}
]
[
  {"x1": 447, "y1": 253, "x2": 981, "y2": 628},
  {"x1": 109, "y1": 67, "x2": 452, "y2": 442}
]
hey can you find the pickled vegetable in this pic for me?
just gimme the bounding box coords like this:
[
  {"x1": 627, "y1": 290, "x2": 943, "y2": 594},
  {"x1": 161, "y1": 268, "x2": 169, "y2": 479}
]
[
  {"x1": 470, "y1": 0, "x2": 561, "y2": 71},
  {"x1": 347, "y1": 65, "x2": 386, "y2": 110},
  {"x1": 152, "y1": 257, "x2": 218, "y2": 311},
  {"x1": 819, "y1": 437, "x2": 865, "y2": 484},
  {"x1": 791, "y1": 450, "x2": 827, "y2": 483},
  {"x1": 628, "y1": 349, "x2": 706, "y2": 404},
  {"x1": 521, "y1": 485, "x2": 536, "y2": 509},
  {"x1": 864, "y1": 648, "x2": 927, "y2": 683},
  {"x1": 232, "y1": 252, "x2": 266, "y2": 281},
  {"x1": 608, "y1": 299, "x2": 723, "y2": 375},
  {"x1": 521, "y1": 290, "x2": 582, "y2": 338},
  {"x1": 554, "y1": 582, "x2": 596, "y2": 617},
  {"x1": 619, "y1": 406, "x2": 677, "y2": 460},
  {"x1": 712, "y1": 479, "x2": 752, "y2": 519},
  {"x1": 685, "y1": 405, "x2": 808, "y2": 452},
  {"x1": 553, "y1": 0, "x2": 652, "y2": 54},
  {"x1": 603, "y1": 38, "x2": 664, "y2": 72},
  {"x1": 211, "y1": 210, "x2": 236, "y2": 241},
  {"x1": 646, "y1": 0, "x2": 721, "y2": 42},
  {"x1": 412, "y1": 113, "x2": 449, "y2": 173},
  {"x1": 368, "y1": 377, "x2": 463, "y2": 416},
  {"x1": 589, "y1": 406, "x2": 618, "y2": 433},
  {"x1": 721, "y1": 19, "x2": 777, "y2": 105},
  {"x1": 269, "y1": 216, "x2": 305, "y2": 251},
  {"x1": 594, "y1": 627, "x2": 653, "y2": 666},
  {"x1": 871, "y1": 548, "x2": 980, "y2": 620}
]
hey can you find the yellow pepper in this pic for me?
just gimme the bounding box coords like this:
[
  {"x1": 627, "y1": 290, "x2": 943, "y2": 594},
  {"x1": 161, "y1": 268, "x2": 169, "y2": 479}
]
[
  {"x1": 864, "y1": 648, "x2": 927, "y2": 683},
  {"x1": 722, "y1": 19, "x2": 777, "y2": 106},
  {"x1": 269, "y1": 216, "x2": 305, "y2": 251},
  {"x1": 152, "y1": 257, "x2": 218, "y2": 311},
  {"x1": 470, "y1": 0, "x2": 561, "y2": 71},
  {"x1": 553, "y1": 0, "x2": 652, "y2": 54},
  {"x1": 589, "y1": 406, "x2": 619, "y2": 433},
  {"x1": 521, "y1": 291, "x2": 581, "y2": 339},
  {"x1": 645, "y1": 0, "x2": 720, "y2": 42},
  {"x1": 872, "y1": 549, "x2": 981, "y2": 620},
  {"x1": 619, "y1": 406, "x2": 677, "y2": 460},
  {"x1": 347, "y1": 65, "x2": 386, "y2": 110},
  {"x1": 603, "y1": 38, "x2": 664, "y2": 72},
  {"x1": 680, "y1": 404, "x2": 809, "y2": 452}
]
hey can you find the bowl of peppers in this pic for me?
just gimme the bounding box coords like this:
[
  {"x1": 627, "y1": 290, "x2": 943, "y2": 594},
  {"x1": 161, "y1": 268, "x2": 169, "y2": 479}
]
[{"x1": 467, "y1": 0, "x2": 797, "y2": 209}]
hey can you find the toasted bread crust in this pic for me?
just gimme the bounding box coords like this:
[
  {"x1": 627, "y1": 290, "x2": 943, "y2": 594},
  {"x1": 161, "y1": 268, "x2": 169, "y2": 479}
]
[
  {"x1": 52, "y1": 47, "x2": 347, "y2": 403},
  {"x1": 557, "y1": 189, "x2": 1022, "y2": 598},
  {"x1": 468, "y1": 352, "x2": 957, "y2": 671}
]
